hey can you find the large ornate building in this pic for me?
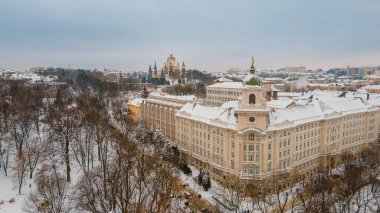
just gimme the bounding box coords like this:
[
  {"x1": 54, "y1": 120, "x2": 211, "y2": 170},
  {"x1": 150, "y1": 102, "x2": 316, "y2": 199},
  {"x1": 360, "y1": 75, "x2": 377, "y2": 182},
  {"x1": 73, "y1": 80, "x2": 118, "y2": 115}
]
[
  {"x1": 140, "y1": 60, "x2": 380, "y2": 184},
  {"x1": 148, "y1": 54, "x2": 186, "y2": 80}
]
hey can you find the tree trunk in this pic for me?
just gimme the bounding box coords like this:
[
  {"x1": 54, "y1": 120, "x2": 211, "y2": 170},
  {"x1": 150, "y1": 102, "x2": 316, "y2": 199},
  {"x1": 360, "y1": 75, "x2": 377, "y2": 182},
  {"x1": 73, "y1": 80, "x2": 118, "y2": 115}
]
[{"x1": 65, "y1": 137, "x2": 71, "y2": 182}]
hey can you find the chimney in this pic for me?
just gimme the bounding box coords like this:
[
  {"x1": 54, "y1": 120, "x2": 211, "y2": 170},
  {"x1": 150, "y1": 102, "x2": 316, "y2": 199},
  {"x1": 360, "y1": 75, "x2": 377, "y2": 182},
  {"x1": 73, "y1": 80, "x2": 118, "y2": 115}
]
[
  {"x1": 262, "y1": 81, "x2": 271, "y2": 92},
  {"x1": 266, "y1": 91, "x2": 272, "y2": 101},
  {"x1": 272, "y1": 91, "x2": 278, "y2": 100}
]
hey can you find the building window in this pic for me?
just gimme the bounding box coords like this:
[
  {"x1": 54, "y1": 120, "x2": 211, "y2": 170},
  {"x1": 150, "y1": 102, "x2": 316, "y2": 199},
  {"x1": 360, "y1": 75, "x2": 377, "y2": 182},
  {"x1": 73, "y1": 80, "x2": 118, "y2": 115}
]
[
  {"x1": 249, "y1": 94, "x2": 256, "y2": 104},
  {"x1": 249, "y1": 133, "x2": 255, "y2": 141},
  {"x1": 249, "y1": 145, "x2": 254, "y2": 152}
]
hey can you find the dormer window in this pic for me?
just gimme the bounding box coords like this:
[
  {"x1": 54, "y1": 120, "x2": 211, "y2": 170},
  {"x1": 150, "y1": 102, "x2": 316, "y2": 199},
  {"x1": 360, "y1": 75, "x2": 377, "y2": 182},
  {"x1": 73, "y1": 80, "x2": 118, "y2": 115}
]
[{"x1": 249, "y1": 94, "x2": 256, "y2": 104}]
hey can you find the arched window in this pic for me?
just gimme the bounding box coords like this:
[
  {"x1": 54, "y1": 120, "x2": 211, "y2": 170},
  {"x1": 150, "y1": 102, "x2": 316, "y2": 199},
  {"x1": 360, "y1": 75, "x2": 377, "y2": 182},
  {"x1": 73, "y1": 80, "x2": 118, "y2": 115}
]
[{"x1": 249, "y1": 94, "x2": 256, "y2": 104}]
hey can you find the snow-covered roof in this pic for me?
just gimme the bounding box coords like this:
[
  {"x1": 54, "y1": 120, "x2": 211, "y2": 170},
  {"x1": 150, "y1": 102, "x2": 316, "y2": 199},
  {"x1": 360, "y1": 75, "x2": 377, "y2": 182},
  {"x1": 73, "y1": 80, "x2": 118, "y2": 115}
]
[
  {"x1": 178, "y1": 89, "x2": 379, "y2": 131},
  {"x1": 309, "y1": 83, "x2": 351, "y2": 87},
  {"x1": 128, "y1": 98, "x2": 144, "y2": 107},
  {"x1": 361, "y1": 85, "x2": 380, "y2": 90},
  {"x1": 7, "y1": 73, "x2": 55, "y2": 83},
  {"x1": 357, "y1": 88, "x2": 368, "y2": 94},
  {"x1": 207, "y1": 82, "x2": 243, "y2": 89},
  {"x1": 263, "y1": 77, "x2": 283, "y2": 81},
  {"x1": 242, "y1": 74, "x2": 259, "y2": 82},
  {"x1": 177, "y1": 103, "x2": 237, "y2": 129},
  {"x1": 150, "y1": 93, "x2": 197, "y2": 101},
  {"x1": 207, "y1": 82, "x2": 259, "y2": 89},
  {"x1": 267, "y1": 98, "x2": 294, "y2": 109},
  {"x1": 269, "y1": 103, "x2": 323, "y2": 129},
  {"x1": 367, "y1": 96, "x2": 380, "y2": 106},
  {"x1": 221, "y1": 100, "x2": 238, "y2": 109},
  {"x1": 271, "y1": 85, "x2": 281, "y2": 92},
  {"x1": 269, "y1": 93, "x2": 377, "y2": 130},
  {"x1": 144, "y1": 98, "x2": 184, "y2": 108},
  {"x1": 214, "y1": 77, "x2": 232, "y2": 82},
  {"x1": 363, "y1": 75, "x2": 380, "y2": 79},
  {"x1": 278, "y1": 92, "x2": 301, "y2": 97}
]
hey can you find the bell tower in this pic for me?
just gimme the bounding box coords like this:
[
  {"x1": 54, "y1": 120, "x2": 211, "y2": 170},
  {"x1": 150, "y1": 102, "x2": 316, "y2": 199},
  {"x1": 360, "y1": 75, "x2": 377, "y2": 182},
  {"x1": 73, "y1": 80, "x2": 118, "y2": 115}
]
[
  {"x1": 235, "y1": 86, "x2": 269, "y2": 131},
  {"x1": 235, "y1": 58, "x2": 270, "y2": 131}
]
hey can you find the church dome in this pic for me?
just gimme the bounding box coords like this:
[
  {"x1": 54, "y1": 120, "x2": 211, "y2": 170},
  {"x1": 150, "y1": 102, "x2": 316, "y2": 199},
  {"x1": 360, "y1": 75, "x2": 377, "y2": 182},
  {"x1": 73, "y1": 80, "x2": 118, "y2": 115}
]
[{"x1": 168, "y1": 54, "x2": 176, "y2": 60}]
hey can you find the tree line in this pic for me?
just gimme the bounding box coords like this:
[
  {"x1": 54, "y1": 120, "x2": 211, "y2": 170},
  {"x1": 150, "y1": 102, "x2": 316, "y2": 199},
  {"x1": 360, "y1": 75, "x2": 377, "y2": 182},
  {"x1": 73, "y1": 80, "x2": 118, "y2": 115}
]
[{"x1": 162, "y1": 83, "x2": 207, "y2": 98}]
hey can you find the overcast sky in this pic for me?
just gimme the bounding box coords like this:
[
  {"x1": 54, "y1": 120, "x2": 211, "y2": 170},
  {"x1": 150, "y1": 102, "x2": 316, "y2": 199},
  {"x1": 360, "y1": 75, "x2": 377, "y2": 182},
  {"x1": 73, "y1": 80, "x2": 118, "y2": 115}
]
[{"x1": 0, "y1": 0, "x2": 379, "y2": 72}]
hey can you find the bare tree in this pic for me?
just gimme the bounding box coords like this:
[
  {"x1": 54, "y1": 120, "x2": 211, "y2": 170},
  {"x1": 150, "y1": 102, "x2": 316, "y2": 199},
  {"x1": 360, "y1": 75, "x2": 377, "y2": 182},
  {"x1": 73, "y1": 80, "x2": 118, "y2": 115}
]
[
  {"x1": 219, "y1": 177, "x2": 244, "y2": 212},
  {"x1": 11, "y1": 151, "x2": 28, "y2": 194},
  {"x1": 25, "y1": 137, "x2": 43, "y2": 179},
  {"x1": 24, "y1": 162, "x2": 73, "y2": 213},
  {"x1": 45, "y1": 88, "x2": 77, "y2": 182},
  {"x1": 0, "y1": 134, "x2": 11, "y2": 176}
]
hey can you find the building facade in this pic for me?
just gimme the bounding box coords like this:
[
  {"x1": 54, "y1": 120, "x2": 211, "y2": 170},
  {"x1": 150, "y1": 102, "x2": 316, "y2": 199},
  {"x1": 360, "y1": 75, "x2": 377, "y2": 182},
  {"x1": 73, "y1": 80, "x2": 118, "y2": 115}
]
[
  {"x1": 176, "y1": 85, "x2": 379, "y2": 183},
  {"x1": 140, "y1": 93, "x2": 201, "y2": 142},
  {"x1": 140, "y1": 82, "x2": 380, "y2": 183},
  {"x1": 205, "y1": 82, "x2": 244, "y2": 106}
]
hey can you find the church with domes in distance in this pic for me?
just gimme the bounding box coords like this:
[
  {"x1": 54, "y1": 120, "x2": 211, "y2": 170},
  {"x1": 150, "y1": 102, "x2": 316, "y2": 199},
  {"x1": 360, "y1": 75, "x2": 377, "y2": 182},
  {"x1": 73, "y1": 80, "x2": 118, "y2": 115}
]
[{"x1": 147, "y1": 54, "x2": 186, "y2": 84}]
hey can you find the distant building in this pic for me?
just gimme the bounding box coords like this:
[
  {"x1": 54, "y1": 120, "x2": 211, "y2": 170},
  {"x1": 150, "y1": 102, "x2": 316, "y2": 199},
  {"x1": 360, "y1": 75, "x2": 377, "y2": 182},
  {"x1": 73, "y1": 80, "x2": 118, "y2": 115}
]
[
  {"x1": 360, "y1": 85, "x2": 380, "y2": 94},
  {"x1": 277, "y1": 66, "x2": 306, "y2": 73},
  {"x1": 307, "y1": 83, "x2": 359, "y2": 91},
  {"x1": 148, "y1": 54, "x2": 186, "y2": 81},
  {"x1": 103, "y1": 69, "x2": 129, "y2": 82},
  {"x1": 29, "y1": 67, "x2": 45, "y2": 73}
]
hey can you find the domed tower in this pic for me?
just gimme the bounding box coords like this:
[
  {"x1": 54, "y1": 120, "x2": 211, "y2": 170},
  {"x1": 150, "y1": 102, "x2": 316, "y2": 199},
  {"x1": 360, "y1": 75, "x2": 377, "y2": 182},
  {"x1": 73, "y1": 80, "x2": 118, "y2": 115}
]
[
  {"x1": 249, "y1": 57, "x2": 256, "y2": 74},
  {"x1": 234, "y1": 59, "x2": 270, "y2": 131},
  {"x1": 167, "y1": 54, "x2": 176, "y2": 67},
  {"x1": 244, "y1": 57, "x2": 261, "y2": 85}
]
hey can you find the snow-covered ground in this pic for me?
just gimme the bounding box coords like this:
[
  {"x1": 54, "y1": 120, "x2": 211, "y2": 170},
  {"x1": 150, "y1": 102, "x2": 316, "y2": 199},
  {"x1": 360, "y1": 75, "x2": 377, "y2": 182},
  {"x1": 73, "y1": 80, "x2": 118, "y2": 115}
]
[
  {"x1": 177, "y1": 165, "x2": 238, "y2": 212},
  {"x1": 0, "y1": 173, "x2": 31, "y2": 213}
]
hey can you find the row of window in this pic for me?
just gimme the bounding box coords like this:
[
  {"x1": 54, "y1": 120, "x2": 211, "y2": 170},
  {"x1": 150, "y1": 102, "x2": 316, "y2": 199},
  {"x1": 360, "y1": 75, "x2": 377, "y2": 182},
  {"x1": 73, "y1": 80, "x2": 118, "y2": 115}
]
[
  {"x1": 242, "y1": 155, "x2": 260, "y2": 163},
  {"x1": 207, "y1": 90, "x2": 242, "y2": 96},
  {"x1": 242, "y1": 165, "x2": 260, "y2": 175},
  {"x1": 242, "y1": 144, "x2": 260, "y2": 152}
]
